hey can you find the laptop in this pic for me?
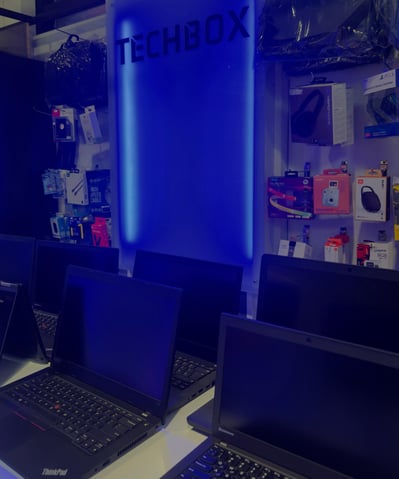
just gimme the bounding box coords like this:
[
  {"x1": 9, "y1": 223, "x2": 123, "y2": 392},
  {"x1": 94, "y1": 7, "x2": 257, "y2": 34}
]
[
  {"x1": 0, "y1": 280, "x2": 46, "y2": 363},
  {"x1": 0, "y1": 234, "x2": 36, "y2": 300},
  {"x1": 189, "y1": 251, "x2": 399, "y2": 434},
  {"x1": 32, "y1": 240, "x2": 119, "y2": 353},
  {"x1": 0, "y1": 265, "x2": 182, "y2": 479},
  {"x1": 256, "y1": 253, "x2": 399, "y2": 353},
  {"x1": 132, "y1": 249, "x2": 243, "y2": 411},
  {"x1": 163, "y1": 313, "x2": 399, "y2": 479}
]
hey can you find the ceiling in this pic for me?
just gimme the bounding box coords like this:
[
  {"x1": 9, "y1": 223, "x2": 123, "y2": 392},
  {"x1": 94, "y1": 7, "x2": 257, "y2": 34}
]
[{"x1": 0, "y1": 0, "x2": 105, "y2": 32}]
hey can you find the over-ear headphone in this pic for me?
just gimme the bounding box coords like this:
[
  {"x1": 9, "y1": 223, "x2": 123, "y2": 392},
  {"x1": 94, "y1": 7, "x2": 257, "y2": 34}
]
[{"x1": 291, "y1": 89, "x2": 325, "y2": 138}]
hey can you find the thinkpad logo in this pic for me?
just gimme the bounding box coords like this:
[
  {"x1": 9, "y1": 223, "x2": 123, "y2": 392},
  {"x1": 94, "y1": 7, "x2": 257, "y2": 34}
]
[
  {"x1": 218, "y1": 426, "x2": 234, "y2": 437},
  {"x1": 42, "y1": 468, "x2": 68, "y2": 477}
]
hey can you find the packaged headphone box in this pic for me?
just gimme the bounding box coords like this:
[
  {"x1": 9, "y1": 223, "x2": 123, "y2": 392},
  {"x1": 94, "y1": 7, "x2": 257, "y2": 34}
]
[
  {"x1": 354, "y1": 176, "x2": 390, "y2": 222},
  {"x1": 267, "y1": 176, "x2": 314, "y2": 220},
  {"x1": 290, "y1": 82, "x2": 347, "y2": 145},
  {"x1": 313, "y1": 169, "x2": 351, "y2": 215}
]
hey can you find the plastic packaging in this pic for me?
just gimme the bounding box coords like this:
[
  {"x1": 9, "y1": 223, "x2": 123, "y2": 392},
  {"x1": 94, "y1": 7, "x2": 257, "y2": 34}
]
[{"x1": 257, "y1": 0, "x2": 397, "y2": 74}]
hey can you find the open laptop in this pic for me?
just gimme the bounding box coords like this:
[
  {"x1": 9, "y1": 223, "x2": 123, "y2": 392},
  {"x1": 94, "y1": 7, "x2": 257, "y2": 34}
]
[
  {"x1": 163, "y1": 313, "x2": 399, "y2": 479},
  {"x1": 189, "y1": 251, "x2": 399, "y2": 434},
  {"x1": 0, "y1": 234, "x2": 36, "y2": 300},
  {"x1": 32, "y1": 240, "x2": 119, "y2": 353},
  {"x1": 0, "y1": 280, "x2": 46, "y2": 363},
  {"x1": 256, "y1": 253, "x2": 399, "y2": 352},
  {"x1": 132, "y1": 249, "x2": 243, "y2": 411},
  {"x1": 0, "y1": 265, "x2": 182, "y2": 479}
]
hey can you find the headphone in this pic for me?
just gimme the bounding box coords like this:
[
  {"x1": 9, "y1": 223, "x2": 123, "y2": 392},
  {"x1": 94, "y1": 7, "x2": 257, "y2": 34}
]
[{"x1": 291, "y1": 89, "x2": 325, "y2": 138}]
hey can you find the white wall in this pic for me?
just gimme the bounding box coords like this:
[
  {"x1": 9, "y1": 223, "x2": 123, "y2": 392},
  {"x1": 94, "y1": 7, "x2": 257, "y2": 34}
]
[{"x1": 265, "y1": 61, "x2": 399, "y2": 268}]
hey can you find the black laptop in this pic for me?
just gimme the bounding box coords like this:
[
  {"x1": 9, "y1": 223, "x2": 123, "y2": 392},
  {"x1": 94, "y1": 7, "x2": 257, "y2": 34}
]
[
  {"x1": 132, "y1": 249, "x2": 243, "y2": 411},
  {"x1": 0, "y1": 265, "x2": 182, "y2": 479},
  {"x1": 0, "y1": 280, "x2": 46, "y2": 363},
  {"x1": 163, "y1": 313, "x2": 399, "y2": 479},
  {"x1": 32, "y1": 240, "x2": 119, "y2": 353},
  {"x1": 256, "y1": 253, "x2": 399, "y2": 352}
]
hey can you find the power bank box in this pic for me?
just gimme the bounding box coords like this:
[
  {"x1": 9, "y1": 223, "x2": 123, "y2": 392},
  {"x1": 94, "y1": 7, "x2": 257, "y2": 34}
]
[
  {"x1": 290, "y1": 82, "x2": 347, "y2": 145},
  {"x1": 313, "y1": 169, "x2": 351, "y2": 215},
  {"x1": 267, "y1": 176, "x2": 314, "y2": 220},
  {"x1": 355, "y1": 176, "x2": 390, "y2": 222}
]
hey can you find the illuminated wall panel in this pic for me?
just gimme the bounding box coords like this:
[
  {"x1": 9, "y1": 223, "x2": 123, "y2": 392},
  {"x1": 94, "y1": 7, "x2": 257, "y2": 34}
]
[{"x1": 107, "y1": 0, "x2": 254, "y2": 265}]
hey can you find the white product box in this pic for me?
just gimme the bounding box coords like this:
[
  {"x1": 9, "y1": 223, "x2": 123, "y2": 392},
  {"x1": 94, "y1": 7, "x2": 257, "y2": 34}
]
[
  {"x1": 65, "y1": 171, "x2": 89, "y2": 205},
  {"x1": 278, "y1": 240, "x2": 312, "y2": 259},
  {"x1": 355, "y1": 176, "x2": 390, "y2": 222},
  {"x1": 366, "y1": 241, "x2": 394, "y2": 269}
]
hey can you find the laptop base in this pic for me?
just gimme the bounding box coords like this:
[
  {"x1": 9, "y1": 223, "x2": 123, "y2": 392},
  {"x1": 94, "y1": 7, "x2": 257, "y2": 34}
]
[{"x1": 186, "y1": 399, "x2": 213, "y2": 435}]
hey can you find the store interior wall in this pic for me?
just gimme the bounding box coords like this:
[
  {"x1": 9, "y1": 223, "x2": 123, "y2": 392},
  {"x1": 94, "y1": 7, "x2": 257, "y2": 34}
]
[{"x1": 2, "y1": 1, "x2": 399, "y2": 294}]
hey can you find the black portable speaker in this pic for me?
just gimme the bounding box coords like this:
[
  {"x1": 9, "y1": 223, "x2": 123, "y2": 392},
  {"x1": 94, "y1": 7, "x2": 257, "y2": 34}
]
[{"x1": 361, "y1": 185, "x2": 381, "y2": 212}]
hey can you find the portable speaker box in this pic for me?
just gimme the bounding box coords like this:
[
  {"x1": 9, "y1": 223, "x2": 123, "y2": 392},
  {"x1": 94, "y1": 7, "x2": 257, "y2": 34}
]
[
  {"x1": 355, "y1": 176, "x2": 390, "y2": 222},
  {"x1": 290, "y1": 82, "x2": 347, "y2": 145}
]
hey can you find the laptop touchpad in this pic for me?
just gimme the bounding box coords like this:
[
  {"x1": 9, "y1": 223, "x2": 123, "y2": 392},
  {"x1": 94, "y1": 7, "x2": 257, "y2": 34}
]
[{"x1": 0, "y1": 412, "x2": 43, "y2": 452}]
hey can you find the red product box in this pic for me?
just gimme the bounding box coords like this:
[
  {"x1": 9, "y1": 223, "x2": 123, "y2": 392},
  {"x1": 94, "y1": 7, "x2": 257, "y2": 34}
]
[{"x1": 313, "y1": 169, "x2": 351, "y2": 215}]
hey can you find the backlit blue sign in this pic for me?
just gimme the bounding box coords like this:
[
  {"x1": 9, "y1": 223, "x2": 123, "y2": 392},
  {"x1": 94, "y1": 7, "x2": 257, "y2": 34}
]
[{"x1": 107, "y1": 0, "x2": 254, "y2": 265}]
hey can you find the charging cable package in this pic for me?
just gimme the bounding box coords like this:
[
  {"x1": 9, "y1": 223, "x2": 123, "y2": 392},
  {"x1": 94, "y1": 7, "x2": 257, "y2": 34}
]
[{"x1": 290, "y1": 82, "x2": 348, "y2": 145}]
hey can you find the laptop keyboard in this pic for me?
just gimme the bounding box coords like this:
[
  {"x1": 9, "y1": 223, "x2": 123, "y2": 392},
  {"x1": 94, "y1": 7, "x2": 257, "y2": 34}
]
[
  {"x1": 172, "y1": 354, "x2": 216, "y2": 390},
  {"x1": 34, "y1": 310, "x2": 58, "y2": 337},
  {"x1": 5, "y1": 373, "x2": 148, "y2": 455},
  {"x1": 176, "y1": 443, "x2": 296, "y2": 479}
]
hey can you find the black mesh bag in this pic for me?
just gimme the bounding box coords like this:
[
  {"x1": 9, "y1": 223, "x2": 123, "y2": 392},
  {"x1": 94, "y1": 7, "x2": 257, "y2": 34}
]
[{"x1": 45, "y1": 34, "x2": 107, "y2": 108}]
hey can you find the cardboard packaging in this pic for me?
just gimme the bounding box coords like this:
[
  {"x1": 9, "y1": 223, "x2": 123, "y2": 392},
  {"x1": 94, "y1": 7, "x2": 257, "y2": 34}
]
[
  {"x1": 65, "y1": 171, "x2": 89, "y2": 206},
  {"x1": 313, "y1": 169, "x2": 351, "y2": 215},
  {"x1": 324, "y1": 237, "x2": 344, "y2": 263},
  {"x1": 267, "y1": 176, "x2": 314, "y2": 220},
  {"x1": 357, "y1": 240, "x2": 394, "y2": 269},
  {"x1": 278, "y1": 239, "x2": 312, "y2": 259},
  {"x1": 290, "y1": 82, "x2": 348, "y2": 145},
  {"x1": 364, "y1": 68, "x2": 399, "y2": 139},
  {"x1": 354, "y1": 176, "x2": 390, "y2": 222}
]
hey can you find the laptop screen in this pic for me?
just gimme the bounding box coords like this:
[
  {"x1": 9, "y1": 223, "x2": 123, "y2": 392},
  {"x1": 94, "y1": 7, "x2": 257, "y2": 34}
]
[
  {"x1": 33, "y1": 241, "x2": 119, "y2": 314},
  {"x1": 0, "y1": 283, "x2": 18, "y2": 356},
  {"x1": 133, "y1": 250, "x2": 243, "y2": 362},
  {"x1": 53, "y1": 266, "x2": 181, "y2": 417},
  {"x1": 216, "y1": 315, "x2": 399, "y2": 479},
  {"x1": 256, "y1": 254, "x2": 399, "y2": 353},
  {"x1": 0, "y1": 234, "x2": 35, "y2": 299}
]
